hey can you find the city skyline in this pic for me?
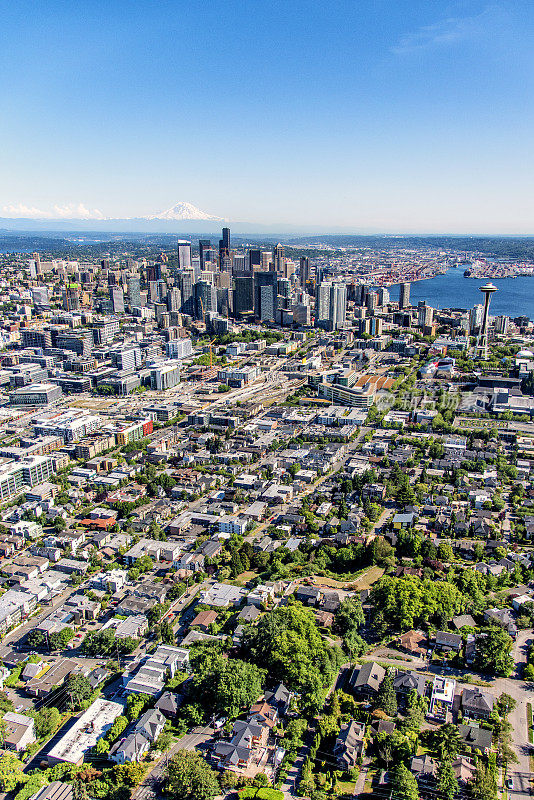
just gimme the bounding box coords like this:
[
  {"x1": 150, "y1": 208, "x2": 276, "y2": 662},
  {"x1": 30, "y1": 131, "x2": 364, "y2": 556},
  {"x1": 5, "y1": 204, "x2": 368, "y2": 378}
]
[{"x1": 2, "y1": 0, "x2": 534, "y2": 233}]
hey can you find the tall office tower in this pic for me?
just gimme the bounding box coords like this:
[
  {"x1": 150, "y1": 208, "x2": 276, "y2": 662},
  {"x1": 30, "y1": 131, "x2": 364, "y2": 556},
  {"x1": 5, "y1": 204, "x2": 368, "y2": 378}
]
[
  {"x1": 232, "y1": 253, "x2": 246, "y2": 273},
  {"x1": 107, "y1": 272, "x2": 117, "y2": 286},
  {"x1": 315, "y1": 282, "x2": 346, "y2": 331},
  {"x1": 32, "y1": 286, "x2": 49, "y2": 309},
  {"x1": 62, "y1": 285, "x2": 80, "y2": 311},
  {"x1": 203, "y1": 247, "x2": 217, "y2": 266},
  {"x1": 469, "y1": 304, "x2": 484, "y2": 334},
  {"x1": 128, "y1": 276, "x2": 142, "y2": 308},
  {"x1": 399, "y1": 282, "x2": 411, "y2": 309},
  {"x1": 199, "y1": 239, "x2": 211, "y2": 270},
  {"x1": 217, "y1": 288, "x2": 231, "y2": 317},
  {"x1": 292, "y1": 302, "x2": 311, "y2": 325},
  {"x1": 148, "y1": 281, "x2": 158, "y2": 303},
  {"x1": 261, "y1": 251, "x2": 272, "y2": 270},
  {"x1": 254, "y1": 271, "x2": 277, "y2": 322},
  {"x1": 277, "y1": 277, "x2": 291, "y2": 298},
  {"x1": 378, "y1": 287, "x2": 390, "y2": 306},
  {"x1": 369, "y1": 317, "x2": 383, "y2": 335},
  {"x1": 300, "y1": 256, "x2": 310, "y2": 290},
  {"x1": 283, "y1": 260, "x2": 296, "y2": 280},
  {"x1": 355, "y1": 283, "x2": 368, "y2": 306},
  {"x1": 167, "y1": 287, "x2": 182, "y2": 313},
  {"x1": 330, "y1": 284, "x2": 347, "y2": 331},
  {"x1": 177, "y1": 241, "x2": 192, "y2": 270},
  {"x1": 179, "y1": 271, "x2": 195, "y2": 316},
  {"x1": 146, "y1": 264, "x2": 159, "y2": 283},
  {"x1": 154, "y1": 303, "x2": 167, "y2": 323},
  {"x1": 417, "y1": 301, "x2": 434, "y2": 328},
  {"x1": 30, "y1": 252, "x2": 42, "y2": 277},
  {"x1": 155, "y1": 279, "x2": 168, "y2": 302},
  {"x1": 366, "y1": 291, "x2": 378, "y2": 311},
  {"x1": 234, "y1": 275, "x2": 254, "y2": 316},
  {"x1": 495, "y1": 315, "x2": 509, "y2": 335},
  {"x1": 219, "y1": 227, "x2": 231, "y2": 262},
  {"x1": 192, "y1": 257, "x2": 201, "y2": 280},
  {"x1": 220, "y1": 253, "x2": 232, "y2": 273},
  {"x1": 195, "y1": 280, "x2": 217, "y2": 319},
  {"x1": 109, "y1": 287, "x2": 125, "y2": 314},
  {"x1": 272, "y1": 243, "x2": 285, "y2": 274},
  {"x1": 248, "y1": 249, "x2": 261, "y2": 272}
]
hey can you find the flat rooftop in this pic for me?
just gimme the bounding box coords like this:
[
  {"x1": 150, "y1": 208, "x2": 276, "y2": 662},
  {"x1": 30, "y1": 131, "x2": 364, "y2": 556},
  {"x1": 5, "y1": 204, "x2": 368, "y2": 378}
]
[{"x1": 47, "y1": 698, "x2": 123, "y2": 765}]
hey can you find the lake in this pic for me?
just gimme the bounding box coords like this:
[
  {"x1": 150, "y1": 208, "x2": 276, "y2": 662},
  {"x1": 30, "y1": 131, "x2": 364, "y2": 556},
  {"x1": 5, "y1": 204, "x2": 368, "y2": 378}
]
[{"x1": 389, "y1": 268, "x2": 534, "y2": 319}]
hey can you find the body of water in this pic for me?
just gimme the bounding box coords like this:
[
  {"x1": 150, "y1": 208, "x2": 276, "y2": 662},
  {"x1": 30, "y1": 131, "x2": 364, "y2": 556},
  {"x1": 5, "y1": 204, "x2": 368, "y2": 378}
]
[{"x1": 389, "y1": 268, "x2": 534, "y2": 319}]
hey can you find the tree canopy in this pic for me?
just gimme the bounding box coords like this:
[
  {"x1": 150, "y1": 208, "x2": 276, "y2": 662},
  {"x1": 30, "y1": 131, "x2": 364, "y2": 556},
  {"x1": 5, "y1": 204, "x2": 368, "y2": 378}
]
[
  {"x1": 243, "y1": 604, "x2": 343, "y2": 713},
  {"x1": 165, "y1": 749, "x2": 220, "y2": 800}
]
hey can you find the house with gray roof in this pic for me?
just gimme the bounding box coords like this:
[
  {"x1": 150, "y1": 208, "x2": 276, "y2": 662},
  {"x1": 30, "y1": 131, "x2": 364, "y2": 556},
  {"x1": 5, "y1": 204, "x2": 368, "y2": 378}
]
[
  {"x1": 461, "y1": 688, "x2": 494, "y2": 720},
  {"x1": 350, "y1": 662, "x2": 385, "y2": 697}
]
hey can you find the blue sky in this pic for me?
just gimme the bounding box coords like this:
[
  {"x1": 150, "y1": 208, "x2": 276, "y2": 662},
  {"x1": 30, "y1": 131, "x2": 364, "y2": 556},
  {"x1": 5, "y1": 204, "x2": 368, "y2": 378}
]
[{"x1": 1, "y1": 0, "x2": 534, "y2": 232}]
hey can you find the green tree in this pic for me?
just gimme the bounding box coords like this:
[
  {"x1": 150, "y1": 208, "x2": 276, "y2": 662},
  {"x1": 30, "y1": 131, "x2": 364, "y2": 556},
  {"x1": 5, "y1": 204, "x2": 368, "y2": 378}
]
[
  {"x1": 32, "y1": 706, "x2": 61, "y2": 738},
  {"x1": 0, "y1": 752, "x2": 24, "y2": 791},
  {"x1": 437, "y1": 542, "x2": 453, "y2": 562},
  {"x1": 469, "y1": 762, "x2": 497, "y2": 800},
  {"x1": 437, "y1": 758, "x2": 458, "y2": 800},
  {"x1": 243, "y1": 605, "x2": 342, "y2": 708},
  {"x1": 435, "y1": 723, "x2": 461, "y2": 760},
  {"x1": 376, "y1": 670, "x2": 397, "y2": 717},
  {"x1": 165, "y1": 749, "x2": 220, "y2": 800},
  {"x1": 475, "y1": 627, "x2": 514, "y2": 676},
  {"x1": 392, "y1": 763, "x2": 419, "y2": 800},
  {"x1": 192, "y1": 652, "x2": 265, "y2": 718},
  {"x1": 66, "y1": 674, "x2": 92, "y2": 709}
]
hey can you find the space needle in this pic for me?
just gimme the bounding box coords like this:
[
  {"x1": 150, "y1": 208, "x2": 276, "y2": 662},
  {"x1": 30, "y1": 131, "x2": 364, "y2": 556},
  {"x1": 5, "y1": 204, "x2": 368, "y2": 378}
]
[{"x1": 475, "y1": 282, "x2": 498, "y2": 360}]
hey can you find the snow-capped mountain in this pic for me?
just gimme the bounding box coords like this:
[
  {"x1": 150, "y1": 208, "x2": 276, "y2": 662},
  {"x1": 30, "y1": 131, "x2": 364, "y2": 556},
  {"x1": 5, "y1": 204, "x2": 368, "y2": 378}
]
[{"x1": 146, "y1": 202, "x2": 223, "y2": 221}]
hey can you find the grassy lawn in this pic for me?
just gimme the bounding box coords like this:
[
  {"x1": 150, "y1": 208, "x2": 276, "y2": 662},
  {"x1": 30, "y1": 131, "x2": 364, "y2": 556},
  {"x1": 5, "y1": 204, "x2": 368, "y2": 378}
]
[
  {"x1": 336, "y1": 780, "x2": 357, "y2": 796},
  {"x1": 308, "y1": 566, "x2": 385, "y2": 590},
  {"x1": 349, "y1": 566, "x2": 385, "y2": 590},
  {"x1": 527, "y1": 703, "x2": 533, "y2": 744},
  {"x1": 227, "y1": 571, "x2": 257, "y2": 587}
]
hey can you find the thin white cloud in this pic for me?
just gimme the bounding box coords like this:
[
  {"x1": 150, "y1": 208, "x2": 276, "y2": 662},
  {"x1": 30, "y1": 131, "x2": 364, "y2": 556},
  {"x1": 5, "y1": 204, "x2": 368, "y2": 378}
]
[
  {"x1": 2, "y1": 203, "x2": 49, "y2": 218},
  {"x1": 1, "y1": 202, "x2": 106, "y2": 220},
  {"x1": 52, "y1": 203, "x2": 105, "y2": 220},
  {"x1": 392, "y1": 5, "x2": 505, "y2": 54}
]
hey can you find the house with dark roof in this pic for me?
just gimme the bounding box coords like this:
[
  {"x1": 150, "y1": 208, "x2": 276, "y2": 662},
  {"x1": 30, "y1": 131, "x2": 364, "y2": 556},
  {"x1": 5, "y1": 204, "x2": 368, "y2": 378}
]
[
  {"x1": 294, "y1": 585, "x2": 323, "y2": 606},
  {"x1": 461, "y1": 688, "x2": 494, "y2": 720},
  {"x1": 264, "y1": 683, "x2": 293, "y2": 716},
  {"x1": 458, "y1": 724, "x2": 492, "y2": 754},
  {"x1": 155, "y1": 691, "x2": 184, "y2": 718},
  {"x1": 393, "y1": 670, "x2": 426, "y2": 700},
  {"x1": 333, "y1": 720, "x2": 365, "y2": 768},
  {"x1": 483, "y1": 608, "x2": 517, "y2": 638},
  {"x1": 211, "y1": 718, "x2": 269, "y2": 773},
  {"x1": 350, "y1": 662, "x2": 385, "y2": 697}
]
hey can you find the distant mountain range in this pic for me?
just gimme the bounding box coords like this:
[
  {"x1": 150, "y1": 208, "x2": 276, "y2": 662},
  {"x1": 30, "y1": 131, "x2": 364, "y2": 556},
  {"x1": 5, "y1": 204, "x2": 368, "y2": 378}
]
[{"x1": 0, "y1": 201, "x2": 232, "y2": 232}]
